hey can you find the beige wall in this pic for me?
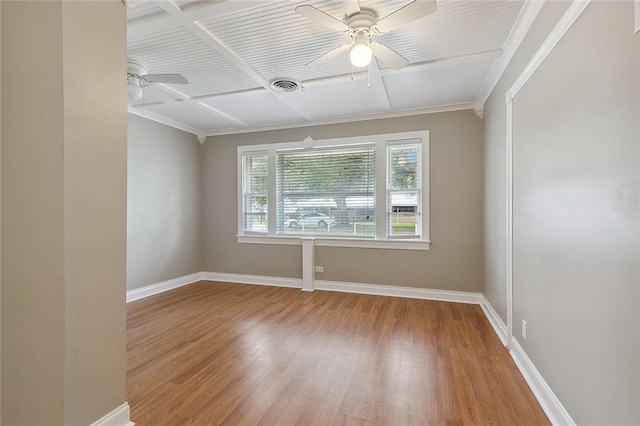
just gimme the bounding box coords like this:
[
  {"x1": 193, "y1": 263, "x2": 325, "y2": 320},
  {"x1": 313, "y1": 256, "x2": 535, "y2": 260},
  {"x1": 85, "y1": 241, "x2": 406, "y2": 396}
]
[
  {"x1": 203, "y1": 110, "x2": 485, "y2": 292},
  {"x1": 0, "y1": 3, "x2": 3, "y2": 423},
  {"x1": 62, "y1": 2, "x2": 127, "y2": 423},
  {"x1": 2, "y1": 2, "x2": 66, "y2": 422},
  {"x1": 1, "y1": 1, "x2": 127, "y2": 424},
  {"x1": 127, "y1": 114, "x2": 203, "y2": 290},
  {"x1": 485, "y1": 1, "x2": 639, "y2": 423}
]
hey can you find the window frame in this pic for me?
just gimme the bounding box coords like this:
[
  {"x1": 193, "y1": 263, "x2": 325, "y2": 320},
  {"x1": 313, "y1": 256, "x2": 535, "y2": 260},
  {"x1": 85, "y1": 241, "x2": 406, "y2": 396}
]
[{"x1": 237, "y1": 130, "x2": 430, "y2": 250}]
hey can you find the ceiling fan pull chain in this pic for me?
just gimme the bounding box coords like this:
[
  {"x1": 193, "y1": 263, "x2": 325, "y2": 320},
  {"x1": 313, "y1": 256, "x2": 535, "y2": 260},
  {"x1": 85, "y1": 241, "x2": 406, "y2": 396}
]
[{"x1": 367, "y1": 63, "x2": 371, "y2": 87}]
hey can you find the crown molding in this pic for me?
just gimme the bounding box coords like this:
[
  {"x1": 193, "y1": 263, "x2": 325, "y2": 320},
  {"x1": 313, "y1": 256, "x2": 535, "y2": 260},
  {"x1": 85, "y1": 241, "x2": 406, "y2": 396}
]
[
  {"x1": 509, "y1": 0, "x2": 590, "y2": 98},
  {"x1": 201, "y1": 102, "x2": 476, "y2": 137},
  {"x1": 475, "y1": 0, "x2": 546, "y2": 108},
  {"x1": 127, "y1": 105, "x2": 201, "y2": 135}
]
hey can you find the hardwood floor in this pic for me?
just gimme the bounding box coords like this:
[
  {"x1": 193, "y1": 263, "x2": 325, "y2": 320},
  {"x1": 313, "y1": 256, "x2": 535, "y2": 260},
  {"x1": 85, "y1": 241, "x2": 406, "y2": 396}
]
[{"x1": 127, "y1": 281, "x2": 550, "y2": 425}]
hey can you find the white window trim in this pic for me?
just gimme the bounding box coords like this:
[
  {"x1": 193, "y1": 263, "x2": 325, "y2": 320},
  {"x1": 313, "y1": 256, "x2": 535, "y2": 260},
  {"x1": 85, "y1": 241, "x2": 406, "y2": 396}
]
[{"x1": 237, "y1": 130, "x2": 430, "y2": 250}]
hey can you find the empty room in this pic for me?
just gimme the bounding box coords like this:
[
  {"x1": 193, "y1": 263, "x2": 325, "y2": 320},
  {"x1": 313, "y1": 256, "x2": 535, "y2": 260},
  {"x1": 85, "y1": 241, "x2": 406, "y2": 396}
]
[{"x1": 1, "y1": 0, "x2": 639, "y2": 425}]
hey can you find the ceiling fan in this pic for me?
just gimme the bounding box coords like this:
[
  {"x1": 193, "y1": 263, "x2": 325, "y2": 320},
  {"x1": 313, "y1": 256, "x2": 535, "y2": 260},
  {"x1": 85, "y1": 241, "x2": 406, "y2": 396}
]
[
  {"x1": 126, "y1": 60, "x2": 189, "y2": 100},
  {"x1": 296, "y1": 0, "x2": 436, "y2": 70}
]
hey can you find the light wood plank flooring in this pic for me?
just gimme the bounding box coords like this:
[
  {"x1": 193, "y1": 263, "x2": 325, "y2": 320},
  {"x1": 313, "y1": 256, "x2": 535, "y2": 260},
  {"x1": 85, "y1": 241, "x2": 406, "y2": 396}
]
[{"x1": 127, "y1": 281, "x2": 550, "y2": 425}]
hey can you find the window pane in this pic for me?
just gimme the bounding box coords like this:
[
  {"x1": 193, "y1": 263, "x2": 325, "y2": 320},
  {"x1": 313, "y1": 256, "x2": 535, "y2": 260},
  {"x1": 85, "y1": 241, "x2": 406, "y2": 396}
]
[
  {"x1": 387, "y1": 191, "x2": 419, "y2": 237},
  {"x1": 243, "y1": 195, "x2": 267, "y2": 233},
  {"x1": 389, "y1": 144, "x2": 419, "y2": 190},
  {"x1": 243, "y1": 154, "x2": 268, "y2": 193},
  {"x1": 276, "y1": 147, "x2": 376, "y2": 238},
  {"x1": 242, "y1": 153, "x2": 267, "y2": 234}
]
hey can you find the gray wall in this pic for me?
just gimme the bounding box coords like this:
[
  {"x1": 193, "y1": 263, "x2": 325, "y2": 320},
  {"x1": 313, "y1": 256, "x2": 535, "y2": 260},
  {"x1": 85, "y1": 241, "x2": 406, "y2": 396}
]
[
  {"x1": 127, "y1": 114, "x2": 202, "y2": 290},
  {"x1": 485, "y1": 1, "x2": 639, "y2": 423},
  {"x1": 483, "y1": 1, "x2": 571, "y2": 322},
  {"x1": 1, "y1": 1, "x2": 127, "y2": 424},
  {"x1": 203, "y1": 110, "x2": 485, "y2": 292}
]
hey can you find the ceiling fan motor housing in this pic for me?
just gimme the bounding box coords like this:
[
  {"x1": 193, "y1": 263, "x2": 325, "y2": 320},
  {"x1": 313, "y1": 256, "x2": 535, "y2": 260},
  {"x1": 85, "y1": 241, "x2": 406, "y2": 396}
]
[
  {"x1": 127, "y1": 59, "x2": 148, "y2": 77},
  {"x1": 127, "y1": 60, "x2": 148, "y2": 100},
  {"x1": 347, "y1": 11, "x2": 376, "y2": 37},
  {"x1": 127, "y1": 59, "x2": 151, "y2": 88}
]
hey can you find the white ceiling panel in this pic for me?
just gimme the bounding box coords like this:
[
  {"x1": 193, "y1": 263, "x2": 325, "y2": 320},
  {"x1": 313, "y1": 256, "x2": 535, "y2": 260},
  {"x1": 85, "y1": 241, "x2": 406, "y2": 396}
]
[
  {"x1": 196, "y1": 0, "x2": 350, "y2": 82},
  {"x1": 126, "y1": 0, "x2": 531, "y2": 135},
  {"x1": 126, "y1": 1, "x2": 167, "y2": 23},
  {"x1": 288, "y1": 78, "x2": 390, "y2": 120},
  {"x1": 384, "y1": 59, "x2": 494, "y2": 110},
  {"x1": 379, "y1": 0, "x2": 525, "y2": 64},
  {"x1": 128, "y1": 26, "x2": 260, "y2": 97},
  {"x1": 200, "y1": 91, "x2": 307, "y2": 127},
  {"x1": 196, "y1": 0, "x2": 411, "y2": 82}
]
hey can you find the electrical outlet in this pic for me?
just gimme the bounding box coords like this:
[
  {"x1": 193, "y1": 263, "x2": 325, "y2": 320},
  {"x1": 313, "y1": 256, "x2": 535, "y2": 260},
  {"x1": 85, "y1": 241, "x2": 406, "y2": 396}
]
[
  {"x1": 522, "y1": 319, "x2": 527, "y2": 340},
  {"x1": 314, "y1": 266, "x2": 324, "y2": 273}
]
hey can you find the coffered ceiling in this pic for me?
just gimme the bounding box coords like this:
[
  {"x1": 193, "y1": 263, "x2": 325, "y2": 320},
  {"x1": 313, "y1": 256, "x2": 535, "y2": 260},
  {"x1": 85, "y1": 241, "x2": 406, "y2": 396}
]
[{"x1": 127, "y1": 0, "x2": 536, "y2": 137}]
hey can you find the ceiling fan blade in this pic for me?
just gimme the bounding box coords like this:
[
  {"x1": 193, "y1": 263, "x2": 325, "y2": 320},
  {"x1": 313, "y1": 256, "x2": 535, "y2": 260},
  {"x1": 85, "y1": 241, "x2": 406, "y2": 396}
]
[
  {"x1": 376, "y1": 0, "x2": 437, "y2": 34},
  {"x1": 145, "y1": 74, "x2": 189, "y2": 84},
  {"x1": 306, "y1": 44, "x2": 351, "y2": 67},
  {"x1": 342, "y1": 0, "x2": 360, "y2": 17},
  {"x1": 371, "y1": 43, "x2": 409, "y2": 69},
  {"x1": 296, "y1": 5, "x2": 349, "y2": 32}
]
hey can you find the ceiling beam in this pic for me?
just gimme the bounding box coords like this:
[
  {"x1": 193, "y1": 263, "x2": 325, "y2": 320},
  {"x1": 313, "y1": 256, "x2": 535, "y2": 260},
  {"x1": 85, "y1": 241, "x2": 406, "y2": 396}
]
[
  {"x1": 284, "y1": 50, "x2": 503, "y2": 90},
  {"x1": 386, "y1": 49, "x2": 502, "y2": 77},
  {"x1": 197, "y1": 102, "x2": 248, "y2": 128},
  {"x1": 130, "y1": 49, "x2": 502, "y2": 112},
  {"x1": 143, "y1": 74, "x2": 250, "y2": 123},
  {"x1": 369, "y1": 58, "x2": 393, "y2": 112},
  {"x1": 152, "y1": 83, "x2": 187, "y2": 103}
]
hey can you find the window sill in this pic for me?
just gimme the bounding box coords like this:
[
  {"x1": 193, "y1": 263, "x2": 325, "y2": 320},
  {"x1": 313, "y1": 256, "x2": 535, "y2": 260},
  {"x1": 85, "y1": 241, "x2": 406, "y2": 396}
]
[{"x1": 236, "y1": 235, "x2": 431, "y2": 250}]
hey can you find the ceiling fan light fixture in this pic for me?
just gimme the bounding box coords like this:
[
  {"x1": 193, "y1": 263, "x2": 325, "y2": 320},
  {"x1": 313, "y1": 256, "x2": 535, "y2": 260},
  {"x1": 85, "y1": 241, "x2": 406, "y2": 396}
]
[
  {"x1": 126, "y1": 59, "x2": 188, "y2": 102},
  {"x1": 350, "y1": 42, "x2": 372, "y2": 68},
  {"x1": 127, "y1": 83, "x2": 144, "y2": 100}
]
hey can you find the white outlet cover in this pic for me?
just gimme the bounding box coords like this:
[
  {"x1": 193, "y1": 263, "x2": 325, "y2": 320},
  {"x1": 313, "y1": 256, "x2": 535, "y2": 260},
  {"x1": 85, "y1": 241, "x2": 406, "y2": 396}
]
[
  {"x1": 522, "y1": 319, "x2": 527, "y2": 340},
  {"x1": 314, "y1": 266, "x2": 324, "y2": 273}
]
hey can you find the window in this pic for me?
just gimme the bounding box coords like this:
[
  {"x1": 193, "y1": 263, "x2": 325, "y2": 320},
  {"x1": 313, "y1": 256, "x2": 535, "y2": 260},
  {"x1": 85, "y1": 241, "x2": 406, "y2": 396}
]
[
  {"x1": 241, "y1": 153, "x2": 268, "y2": 233},
  {"x1": 237, "y1": 131, "x2": 429, "y2": 250},
  {"x1": 387, "y1": 143, "x2": 422, "y2": 238},
  {"x1": 277, "y1": 146, "x2": 376, "y2": 238}
]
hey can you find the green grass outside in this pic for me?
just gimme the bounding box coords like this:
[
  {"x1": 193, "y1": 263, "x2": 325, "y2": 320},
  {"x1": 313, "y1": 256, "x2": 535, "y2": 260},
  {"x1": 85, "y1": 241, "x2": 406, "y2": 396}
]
[{"x1": 353, "y1": 222, "x2": 416, "y2": 235}]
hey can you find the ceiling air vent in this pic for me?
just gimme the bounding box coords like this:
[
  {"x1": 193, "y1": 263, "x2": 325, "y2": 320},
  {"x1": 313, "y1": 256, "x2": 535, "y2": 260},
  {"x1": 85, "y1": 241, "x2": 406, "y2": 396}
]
[{"x1": 270, "y1": 78, "x2": 302, "y2": 93}]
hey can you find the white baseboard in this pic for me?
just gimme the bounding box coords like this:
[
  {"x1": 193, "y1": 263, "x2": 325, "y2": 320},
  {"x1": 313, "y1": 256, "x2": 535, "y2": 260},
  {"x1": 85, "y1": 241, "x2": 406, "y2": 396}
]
[
  {"x1": 129, "y1": 272, "x2": 482, "y2": 305},
  {"x1": 199, "y1": 272, "x2": 482, "y2": 304},
  {"x1": 314, "y1": 280, "x2": 483, "y2": 304},
  {"x1": 202, "y1": 271, "x2": 302, "y2": 289},
  {"x1": 90, "y1": 402, "x2": 135, "y2": 426},
  {"x1": 126, "y1": 272, "x2": 203, "y2": 303},
  {"x1": 509, "y1": 337, "x2": 575, "y2": 426},
  {"x1": 480, "y1": 295, "x2": 509, "y2": 346},
  {"x1": 480, "y1": 297, "x2": 573, "y2": 425}
]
